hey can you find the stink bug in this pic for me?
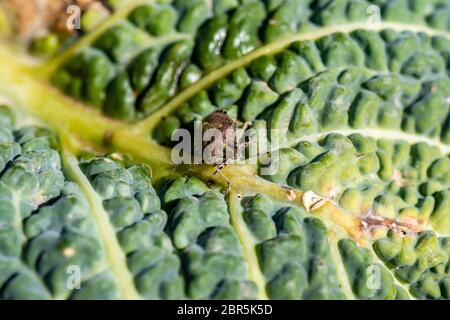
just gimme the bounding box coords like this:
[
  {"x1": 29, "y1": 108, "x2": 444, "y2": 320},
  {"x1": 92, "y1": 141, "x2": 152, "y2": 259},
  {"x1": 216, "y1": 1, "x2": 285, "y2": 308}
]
[{"x1": 201, "y1": 110, "x2": 251, "y2": 193}]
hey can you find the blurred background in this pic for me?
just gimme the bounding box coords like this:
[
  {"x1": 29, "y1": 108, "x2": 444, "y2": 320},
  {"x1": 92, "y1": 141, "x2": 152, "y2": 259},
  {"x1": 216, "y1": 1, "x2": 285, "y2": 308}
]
[{"x1": 0, "y1": 0, "x2": 112, "y2": 54}]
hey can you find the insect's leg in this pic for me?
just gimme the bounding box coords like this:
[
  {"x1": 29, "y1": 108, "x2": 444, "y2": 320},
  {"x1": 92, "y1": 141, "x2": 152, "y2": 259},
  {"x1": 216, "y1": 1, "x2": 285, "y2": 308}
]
[
  {"x1": 212, "y1": 163, "x2": 225, "y2": 176},
  {"x1": 241, "y1": 121, "x2": 252, "y2": 132},
  {"x1": 215, "y1": 167, "x2": 232, "y2": 194},
  {"x1": 237, "y1": 139, "x2": 246, "y2": 156}
]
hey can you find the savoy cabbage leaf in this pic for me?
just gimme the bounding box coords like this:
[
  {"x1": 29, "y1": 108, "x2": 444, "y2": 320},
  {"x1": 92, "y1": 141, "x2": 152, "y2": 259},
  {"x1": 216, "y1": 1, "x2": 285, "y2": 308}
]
[{"x1": 0, "y1": 0, "x2": 449, "y2": 300}]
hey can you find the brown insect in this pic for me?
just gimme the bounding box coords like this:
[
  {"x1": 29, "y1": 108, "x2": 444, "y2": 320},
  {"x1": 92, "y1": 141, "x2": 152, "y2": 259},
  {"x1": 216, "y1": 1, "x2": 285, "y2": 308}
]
[{"x1": 201, "y1": 110, "x2": 251, "y2": 193}]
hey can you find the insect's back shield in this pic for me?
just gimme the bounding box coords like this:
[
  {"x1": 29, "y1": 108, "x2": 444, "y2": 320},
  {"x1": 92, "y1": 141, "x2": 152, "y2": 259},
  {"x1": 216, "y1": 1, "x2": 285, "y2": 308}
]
[
  {"x1": 202, "y1": 127, "x2": 225, "y2": 165},
  {"x1": 201, "y1": 111, "x2": 239, "y2": 165}
]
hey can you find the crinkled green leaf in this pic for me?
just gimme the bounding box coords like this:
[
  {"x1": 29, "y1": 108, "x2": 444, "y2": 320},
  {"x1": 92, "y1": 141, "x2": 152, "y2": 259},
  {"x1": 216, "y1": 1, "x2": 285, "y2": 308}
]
[{"x1": 0, "y1": 0, "x2": 449, "y2": 300}]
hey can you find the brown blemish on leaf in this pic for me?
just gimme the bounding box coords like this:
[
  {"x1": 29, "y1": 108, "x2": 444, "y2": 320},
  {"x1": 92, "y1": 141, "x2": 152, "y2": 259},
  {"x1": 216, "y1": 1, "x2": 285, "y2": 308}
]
[
  {"x1": 103, "y1": 130, "x2": 113, "y2": 146},
  {"x1": 360, "y1": 210, "x2": 423, "y2": 235},
  {"x1": 286, "y1": 188, "x2": 296, "y2": 201}
]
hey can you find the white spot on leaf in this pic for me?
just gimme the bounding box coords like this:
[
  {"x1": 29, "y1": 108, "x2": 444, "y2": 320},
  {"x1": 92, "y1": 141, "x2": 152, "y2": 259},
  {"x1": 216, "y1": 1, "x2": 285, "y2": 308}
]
[{"x1": 302, "y1": 190, "x2": 327, "y2": 212}]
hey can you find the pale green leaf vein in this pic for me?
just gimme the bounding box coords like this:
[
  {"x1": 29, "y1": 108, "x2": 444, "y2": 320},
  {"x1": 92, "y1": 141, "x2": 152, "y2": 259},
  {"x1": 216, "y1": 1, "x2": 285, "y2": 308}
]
[
  {"x1": 62, "y1": 153, "x2": 141, "y2": 300},
  {"x1": 136, "y1": 22, "x2": 450, "y2": 134}
]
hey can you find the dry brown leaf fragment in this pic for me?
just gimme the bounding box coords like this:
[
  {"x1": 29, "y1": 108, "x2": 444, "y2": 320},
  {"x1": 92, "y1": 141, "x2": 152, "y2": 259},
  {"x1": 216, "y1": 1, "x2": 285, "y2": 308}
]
[{"x1": 2, "y1": 0, "x2": 105, "y2": 38}]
